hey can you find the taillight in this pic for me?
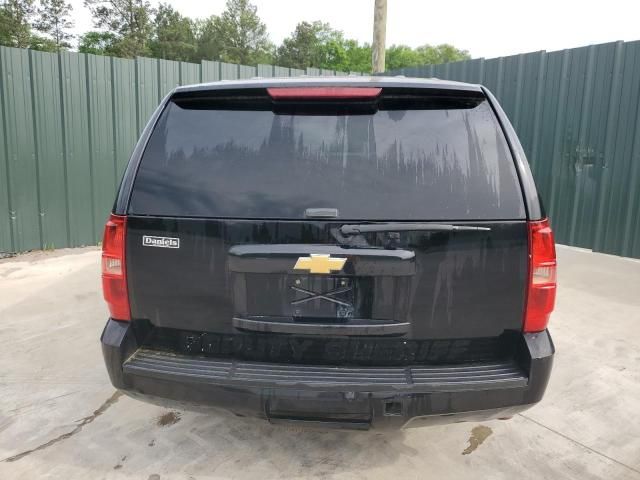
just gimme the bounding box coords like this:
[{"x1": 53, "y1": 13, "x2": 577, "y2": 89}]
[
  {"x1": 524, "y1": 218, "x2": 557, "y2": 332},
  {"x1": 101, "y1": 214, "x2": 130, "y2": 321},
  {"x1": 267, "y1": 87, "x2": 382, "y2": 100}
]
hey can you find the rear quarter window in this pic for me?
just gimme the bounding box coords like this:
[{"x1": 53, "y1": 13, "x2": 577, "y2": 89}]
[{"x1": 128, "y1": 94, "x2": 525, "y2": 220}]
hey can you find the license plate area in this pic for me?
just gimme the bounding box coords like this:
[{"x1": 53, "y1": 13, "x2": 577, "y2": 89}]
[
  {"x1": 229, "y1": 245, "x2": 417, "y2": 324},
  {"x1": 289, "y1": 276, "x2": 361, "y2": 321},
  {"x1": 238, "y1": 273, "x2": 411, "y2": 323}
]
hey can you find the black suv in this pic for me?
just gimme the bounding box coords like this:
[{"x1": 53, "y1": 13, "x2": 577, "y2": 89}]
[{"x1": 100, "y1": 77, "x2": 556, "y2": 430}]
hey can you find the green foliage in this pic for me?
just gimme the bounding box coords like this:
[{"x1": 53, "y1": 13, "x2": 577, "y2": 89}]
[
  {"x1": 0, "y1": 8, "x2": 12, "y2": 45},
  {"x1": 385, "y1": 45, "x2": 418, "y2": 70},
  {"x1": 149, "y1": 3, "x2": 196, "y2": 62},
  {"x1": 276, "y1": 21, "x2": 364, "y2": 71},
  {"x1": 83, "y1": 0, "x2": 154, "y2": 57},
  {"x1": 342, "y1": 40, "x2": 371, "y2": 73},
  {"x1": 1, "y1": 0, "x2": 471, "y2": 74},
  {"x1": 193, "y1": 16, "x2": 222, "y2": 61},
  {"x1": 29, "y1": 32, "x2": 58, "y2": 51},
  {"x1": 275, "y1": 21, "x2": 327, "y2": 70},
  {"x1": 78, "y1": 30, "x2": 118, "y2": 55},
  {"x1": 33, "y1": 0, "x2": 73, "y2": 50},
  {"x1": 0, "y1": 0, "x2": 35, "y2": 48},
  {"x1": 78, "y1": 0, "x2": 276, "y2": 65},
  {"x1": 386, "y1": 44, "x2": 470, "y2": 70},
  {"x1": 276, "y1": 22, "x2": 469, "y2": 73},
  {"x1": 418, "y1": 44, "x2": 471, "y2": 64},
  {"x1": 204, "y1": 0, "x2": 274, "y2": 64}
]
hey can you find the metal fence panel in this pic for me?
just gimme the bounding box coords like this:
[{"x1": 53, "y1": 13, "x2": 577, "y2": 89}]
[
  {"x1": 112, "y1": 57, "x2": 137, "y2": 180},
  {"x1": 201, "y1": 60, "x2": 219, "y2": 82},
  {"x1": 60, "y1": 51, "x2": 93, "y2": 246},
  {"x1": 136, "y1": 57, "x2": 158, "y2": 134},
  {"x1": 220, "y1": 62, "x2": 238, "y2": 80},
  {"x1": 158, "y1": 59, "x2": 180, "y2": 99},
  {"x1": 0, "y1": 68, "x2": 10, "y2": 252},
  {"x1": 0, "y1": 47, "x2": 39, "y2": 251},
  {"x1": 87, "y1": 54, "x2": 117, "y2": 242},
  {"x1": 257, "y1": 64, "x2": 273, "y2": 77},
  {"x1": 30, "y1": 50, "x2": 67, "y2": 250},
  {"x1": 239, "y1": 64, "x2": 256, "y2": 79},
  {"x1": 0, "y1": 47, "x2": 340, "y2": 253},
  {"x1": 180, "y1": 61, "x2": 200, "y2": 85},
  {"x1": 386, "y1": 40, "x2": 640, "y2": 258},
  {"x1": 595, "y1": 41, "x2": 640, "y2": 257},
  {"x1": 274, "y1": 66, "x2": 290, "y2": 77}
]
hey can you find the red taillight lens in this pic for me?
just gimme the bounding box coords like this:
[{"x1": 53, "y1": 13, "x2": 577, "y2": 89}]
[
  {"x1": 101, "y1": 214, "x2": 130, "y2": 321},
  {"x1": 267, "y1": 87, "x2": 382, "y2": 100},
  {"x1": 524, "y1": 218, "x2": 557, "y2": 332}
]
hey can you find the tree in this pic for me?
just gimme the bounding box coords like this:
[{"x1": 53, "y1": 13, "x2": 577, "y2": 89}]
[
  {"x1": 149, "y1": 3, "x2": 196, "y2": 61},
  {"x1": 208, "y1": 0, "x2": 273, "y2": 64},
  {"x1": 29, "y1": 32, "x2": 58, "y2": 51},
  {"x1": 78, "y1": 30, "x2": 118, "y2": 55},
  {"x1": 416, "y1": 44, "x2": 470, "y2": 64},
  {"x1": 278, "y1": 21, "x2": 471, "y2": 73},
  {"x1": 385, "y1": 45, "x2": 420, "y2": 71},
  {"x1": 276, "y1": 21, "x2": 370, "y2": 72},
  {"x1": 0, "y1": 8, "x2": 11, "y2": 46},
  {"x1": 276, "y1": 21, "x2": 341, "y2": 70},
  {"x1": 83, "y1": 0, "x2": 154, "y2": 57},
  {"x1": 276, "y1": 21, "x2": 326, "y2": 70},
  {"x1": 194, "y1": 16, "x2": 222, "y2": 61},
  {"x1": 316, "y1": 32, "x2": 349, "y2": 71},
  {"x1": 33, "y1": 0, "x2": 73, "y2": 51},
  {"x1": 342, "y1": 40, "x2": 371, "y2": 73},
  {"x1": 0, "y1": 0, "x2": 35, "y2": 48},
  {"x1": 386, "y1": 43, "x2": 470, "y2": 70}
]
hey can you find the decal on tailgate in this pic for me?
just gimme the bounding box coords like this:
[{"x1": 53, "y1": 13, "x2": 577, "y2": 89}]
[{"x1": 142, "y1": 236, "x2": 180, "y2": 249}]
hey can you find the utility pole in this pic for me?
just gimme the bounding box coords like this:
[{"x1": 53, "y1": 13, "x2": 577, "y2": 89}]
[{"x1": 371, "y1": 0, "x2": 387, "y2": 73}]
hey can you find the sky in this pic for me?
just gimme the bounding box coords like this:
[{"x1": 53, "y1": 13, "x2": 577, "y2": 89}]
[{"x1": 69, "y1": 0, "x2": 640, "y2": 59}]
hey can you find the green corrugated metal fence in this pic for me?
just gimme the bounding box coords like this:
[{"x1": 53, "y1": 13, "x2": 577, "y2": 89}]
[
  {"x1": 0, "y1": 47, "x2": 361, "y2": 253},
  {"x1": 387, "y1": 40, "x2": 640, "y2": 258},
  {"x1": 3, "y1": 43, "x2": 640, "y2": 258}
]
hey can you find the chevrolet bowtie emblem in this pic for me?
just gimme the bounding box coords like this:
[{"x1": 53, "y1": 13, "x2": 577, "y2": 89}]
[{"x1": 293, "y1": 254, "x2": 347, "y2": 274}]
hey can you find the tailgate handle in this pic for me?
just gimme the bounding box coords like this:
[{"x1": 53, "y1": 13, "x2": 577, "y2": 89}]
[{"x1": 233, "y1": 317, "x2": 410, "y2": 336}]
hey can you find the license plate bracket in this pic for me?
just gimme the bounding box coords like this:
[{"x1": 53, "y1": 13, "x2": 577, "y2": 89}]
[{"x1": 289, "y1": 276, "x2": 356, "y2": 321}]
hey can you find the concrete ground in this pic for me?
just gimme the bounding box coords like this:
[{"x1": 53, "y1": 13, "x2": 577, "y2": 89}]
[{"x1": 0, "y1": 246, "x2": 639, "y2": 480}]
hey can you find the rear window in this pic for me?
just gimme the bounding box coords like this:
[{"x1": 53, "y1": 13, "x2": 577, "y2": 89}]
[{"x1": 129, "y1": 94, "x2": 525, "y2": 220}]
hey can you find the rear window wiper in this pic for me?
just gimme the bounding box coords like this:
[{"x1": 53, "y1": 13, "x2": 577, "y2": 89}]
[{"x1": 339, "y1": 223, "x2": 491, "y2": 235}]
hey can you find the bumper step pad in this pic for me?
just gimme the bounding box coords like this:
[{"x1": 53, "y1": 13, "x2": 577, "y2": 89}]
[{"x1": 124, "y1": 349, "x2": 528, "y2": 392}]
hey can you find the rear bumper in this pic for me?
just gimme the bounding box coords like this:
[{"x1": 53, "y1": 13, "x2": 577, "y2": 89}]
[{"x1": 101, "y1": 319, "x2": 554, "y2": 430}]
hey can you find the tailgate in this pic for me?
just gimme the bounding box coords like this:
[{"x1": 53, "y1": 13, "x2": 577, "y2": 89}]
[
  {"x1": 123, "y1": 85, "x2": 529, "y2": 358},
  {"x1": 126, "y1": 217, "x2": 527, "y2": 339}
]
